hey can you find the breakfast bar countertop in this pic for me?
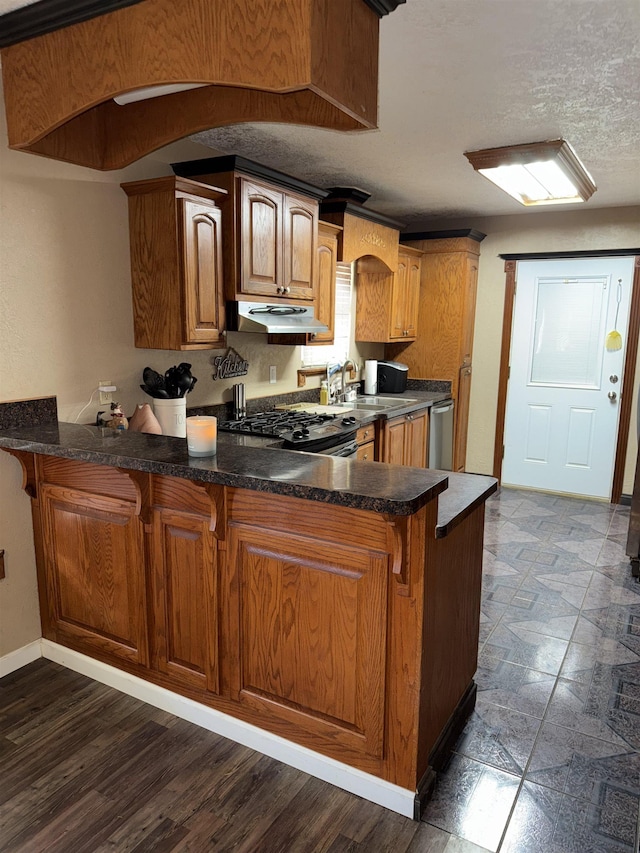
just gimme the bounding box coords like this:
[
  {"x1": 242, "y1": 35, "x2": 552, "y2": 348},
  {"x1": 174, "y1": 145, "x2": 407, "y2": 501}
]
[{"x1": 0, "y1": 418, "x2": 496, "y2": 530}]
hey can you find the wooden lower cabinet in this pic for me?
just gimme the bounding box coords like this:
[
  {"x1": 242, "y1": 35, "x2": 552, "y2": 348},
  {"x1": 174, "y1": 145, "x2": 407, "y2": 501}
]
[
  {"x1": 12, "y1": 452, "x2": 485, "y2": 802},
  {"x1": 151, "y1": 506, "x2": 219, "y2": 694},
  {"x1": 227, "y1": 521, "x2": 387, "y2": 758},
  {"x1": 39, "y1": 479, "x2": 149, "y2": 667},
  {"x1": 380, "y1": 409, "x2": 428, "y2": 468},
  {"x1": 356, "y1": 423, "x2": 377, "y2": 461}
]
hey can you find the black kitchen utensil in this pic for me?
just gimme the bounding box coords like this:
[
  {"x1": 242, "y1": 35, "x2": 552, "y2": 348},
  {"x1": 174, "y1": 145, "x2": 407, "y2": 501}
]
[
  {"x1": 139, "y1": 384, "x2": 170, "y2": 399},
  {"x1": 142, "y1": 367, "x2": 166, "y2": 395}
]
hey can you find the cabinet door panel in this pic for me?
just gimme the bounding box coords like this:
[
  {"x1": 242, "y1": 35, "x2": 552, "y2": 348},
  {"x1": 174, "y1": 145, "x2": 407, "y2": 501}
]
[
  {"x1": 307, "y1": 225, "x2": 338, "y2": 344},
  {"x1": 455, "y1": 365, "x2": 472, "y2": 471},
  {"x1": 241, "y1": 179, "x2": 281, "y2": 295},
  {"x1": 181, "y1": 200, "x2": 224, "y2": 344},
  {"x1": 152, "y1": 508, "x2": 219, "y2": 693},
  {"x1": 356, "y1": 440, "x2": 375, "y2": 462},
  {"x1": 389, "y1": 257, "x2": 407, "y2": 339},
  {"x1": 406, "y1": 411, "x2": 428, "y2": 468},
  {"x1": 230, "y1": 525, "x2": 387, "y2": 758},
  {"x1": 40, "y1": 484, "x2": 148, "y2": 666},
  {"x1": 381, "y1": 418, "x2": 406, "y2": 465},
  {"x1": 283, "y1": 194, "x2": 317, "y2": 299},
  {"x1": 461, "y1": 256, "x2": 479, "y2": 366},
  {"x1": 404, "y1": 256, "x2": 421, "y2": 339}
]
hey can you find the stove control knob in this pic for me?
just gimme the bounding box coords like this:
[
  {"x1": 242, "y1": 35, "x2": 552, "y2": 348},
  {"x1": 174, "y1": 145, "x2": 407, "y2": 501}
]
[
  {"x1": 301, "y1": 428, "x2": 310, "y2": 435},
  {"x1": 342, "y1": 416, "x2": 357, "y2": 426},
  {"x1": 292, "y1": 430, "x2": 304, "y2": 440}
]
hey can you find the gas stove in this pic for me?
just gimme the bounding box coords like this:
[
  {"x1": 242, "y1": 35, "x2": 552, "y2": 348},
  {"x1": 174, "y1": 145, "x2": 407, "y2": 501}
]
[{"x1": 218, "y1": 410, "x2": 359, "y2": 452}]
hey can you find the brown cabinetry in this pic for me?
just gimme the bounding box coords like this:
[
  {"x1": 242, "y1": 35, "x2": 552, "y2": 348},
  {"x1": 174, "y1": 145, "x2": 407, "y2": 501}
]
[
  {"x1": 380, "y1": 409, "x2": 428, "y2": 468},
  {"x1": 227, "y1": 515, "x2": 387, "y2": 759},
  {"x1": 239, "y1": 178, "x2": 317, "y2": 300},
  {"x1": 270, "y1": 220, "x2": 341, "y2": 347},
  {"x1": 151, "y1": 506, "x2": 220, "y2": 694},
  {"x1": 356, "y1": 423, "x2": 376, "y2": 461},
  {"x1": 355, "y1": 246, "x2": 422, "y2": 343},
  {"x1": 4, "y1": 447, "x2": 490, "y2": 809},
  {"x1": 121, "y1": 176, "x2": 226, "y2": 351},
  {"x1": 172, "y1": 157, "x2": 324, "y2": 304},
  {"x1": 38, "y1": 464, "x2": 149, "y2": 667},
  {"x1": 386, "y1": 230, "x2": 484, "y2": 471}
]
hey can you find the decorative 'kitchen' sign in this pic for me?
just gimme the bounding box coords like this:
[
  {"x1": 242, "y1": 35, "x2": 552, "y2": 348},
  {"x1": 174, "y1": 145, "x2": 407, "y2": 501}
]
[{"x1": 211, "y1": 348, "x2": 249, "y2": 381}]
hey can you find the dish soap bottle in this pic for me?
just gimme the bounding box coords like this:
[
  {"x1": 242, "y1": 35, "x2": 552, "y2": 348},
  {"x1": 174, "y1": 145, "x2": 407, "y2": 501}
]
[{"x1": 320, "y1": 380, "x2": 329, "y2": 406}]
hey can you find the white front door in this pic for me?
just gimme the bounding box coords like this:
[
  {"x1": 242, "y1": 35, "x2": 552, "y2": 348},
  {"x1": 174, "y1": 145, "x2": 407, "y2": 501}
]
[{"x1": 502, "y1": 257, "x2": 634, "y2": 499}]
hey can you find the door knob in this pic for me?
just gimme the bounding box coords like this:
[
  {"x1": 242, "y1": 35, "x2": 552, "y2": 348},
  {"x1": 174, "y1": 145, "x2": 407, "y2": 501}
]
[
  {"x1": 610, "y1": 374, "x2": 619, "y2": 384},
  {"x1": 608, "y1": 391, "x2": 617, "y2": 401}
]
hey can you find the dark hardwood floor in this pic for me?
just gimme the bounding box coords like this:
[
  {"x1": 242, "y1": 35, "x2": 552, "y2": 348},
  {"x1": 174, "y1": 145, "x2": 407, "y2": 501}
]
[{"x1": 0, "y1": 660, "x2": 452, "y2": 853}]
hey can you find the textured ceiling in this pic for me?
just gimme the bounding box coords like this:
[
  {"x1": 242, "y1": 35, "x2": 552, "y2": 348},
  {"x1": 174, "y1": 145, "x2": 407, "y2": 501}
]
[
  {"x1": 1, "y1": 0, "x2": 639, "y2": 224},
  {"x1": 193, "y1": 0, "x2": 640, "y2": 225}
]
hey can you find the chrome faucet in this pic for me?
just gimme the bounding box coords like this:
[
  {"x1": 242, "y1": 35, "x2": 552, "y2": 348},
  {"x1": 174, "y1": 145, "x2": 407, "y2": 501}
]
[
  {"x1": 326, "y1": 362, "x2": 341, "y2": 403},
  {"x1": 341, "y1": 359, "x2": 357, "y2": 403}
]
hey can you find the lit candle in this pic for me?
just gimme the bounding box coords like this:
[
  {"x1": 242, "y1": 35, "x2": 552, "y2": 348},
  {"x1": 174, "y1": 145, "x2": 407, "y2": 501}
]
[{"x1": 186, "y1": 416, "x2": 217, "y2": 457}]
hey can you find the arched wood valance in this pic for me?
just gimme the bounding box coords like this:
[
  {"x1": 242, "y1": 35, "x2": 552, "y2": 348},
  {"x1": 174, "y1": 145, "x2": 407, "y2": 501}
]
[{"x1": 1, "y1": 0, "x2": 380, "y2": 170}]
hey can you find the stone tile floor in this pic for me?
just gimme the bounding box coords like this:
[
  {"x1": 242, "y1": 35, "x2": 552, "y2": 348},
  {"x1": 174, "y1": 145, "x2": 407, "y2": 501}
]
[{"x1": 422, "y1": 486, "x2": 640, "y2": 853}]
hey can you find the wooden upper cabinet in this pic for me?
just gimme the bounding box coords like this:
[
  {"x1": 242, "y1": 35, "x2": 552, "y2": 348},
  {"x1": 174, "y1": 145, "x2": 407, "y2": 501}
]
[
  {"x1": 389, "y1": 246, "x2": 421, "y2": 340},
  {"x1": 386, "y1": 233, "x2": 484, "y2": 380},
  {"x1": 182, "y1": 200, "x2": 224, "y2": 345},
  {"x1": 460, "y1": 255, "x2": 479, "y2": 367},
  {"x1": 171, "y1": 159, "x2": 323, "y2": 304},
  {"x1": 385, "y1": 231, "x2": 485, "y2": 471},
  {"x1": 282, "y1": 193, "x2": 318, "y2": 298},
  {"x1": 306, "y1": 221, "x2": 341, "y2": 346},
  {"x1": 121, "y1": 176, "x2": 226, "y2": 351},
  {"x1": 238, "y1": 178, "x2": 317, "y2": 300},
  {"x1": 355, "y1": 246, "x2": 422, "y2": 343},
  {"x1": 240, "y1": 179, "x2": 281, "y2": 295}
]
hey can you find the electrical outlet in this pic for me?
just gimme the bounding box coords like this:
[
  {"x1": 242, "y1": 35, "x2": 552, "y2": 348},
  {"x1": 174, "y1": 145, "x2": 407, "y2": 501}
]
[
  {"x1": 269, "y1": 366, "x2": 277, "y2": 384},
  {"x1": 98, "y1": 380, "x2": 115, "y2": 405}
]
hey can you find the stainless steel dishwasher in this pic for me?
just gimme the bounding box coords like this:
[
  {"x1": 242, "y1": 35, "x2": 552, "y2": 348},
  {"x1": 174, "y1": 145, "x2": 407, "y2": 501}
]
[{"x1": 429, "y1": 399, "x2": 455, "y2": 470}]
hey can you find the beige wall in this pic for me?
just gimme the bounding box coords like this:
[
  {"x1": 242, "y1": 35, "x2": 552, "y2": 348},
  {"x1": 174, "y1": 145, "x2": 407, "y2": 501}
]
[
  {"x1": 422, "y1": 207, "x2": 640, "y2": 489},
  {"x1": 0, "y1": 90, "x2": 381, "y2": 658}
]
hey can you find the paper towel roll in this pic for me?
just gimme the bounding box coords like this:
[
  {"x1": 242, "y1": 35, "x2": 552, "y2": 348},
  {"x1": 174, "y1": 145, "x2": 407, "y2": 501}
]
[{"x1": 364, "y1": 360, "x2": 378, "y2": 395}]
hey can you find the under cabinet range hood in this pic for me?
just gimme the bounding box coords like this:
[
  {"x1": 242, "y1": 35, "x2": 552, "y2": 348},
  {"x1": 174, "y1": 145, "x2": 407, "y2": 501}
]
[{"x1": 227, "y1": 302, "x2": 329, "y2": 335}]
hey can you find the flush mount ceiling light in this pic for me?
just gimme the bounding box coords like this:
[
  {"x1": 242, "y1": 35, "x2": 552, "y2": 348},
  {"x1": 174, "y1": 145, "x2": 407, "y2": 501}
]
[{"x1": 464, "y1": 139, "x2": 597, "y2": 206}]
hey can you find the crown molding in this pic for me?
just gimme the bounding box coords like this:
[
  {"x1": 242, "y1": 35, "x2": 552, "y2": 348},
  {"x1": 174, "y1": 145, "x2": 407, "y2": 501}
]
[
  {"x1": 0, "y1": 0, "x2": 144, "y2": 48},
  {"x1": 0, "y1": 0, "x2": 404, "y2": 49}
]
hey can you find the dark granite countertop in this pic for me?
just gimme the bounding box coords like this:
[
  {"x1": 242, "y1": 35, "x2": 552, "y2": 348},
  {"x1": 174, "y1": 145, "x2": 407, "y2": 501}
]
[
  {"x1": 434, "y1": 471, "x2": 498, "y2": 537},
  {"x1": 0, "y1": 391, "x2": 497, "y2": 531},
  {"x1": 0, "y1": 421, "x2": 449, "y2": 517}
]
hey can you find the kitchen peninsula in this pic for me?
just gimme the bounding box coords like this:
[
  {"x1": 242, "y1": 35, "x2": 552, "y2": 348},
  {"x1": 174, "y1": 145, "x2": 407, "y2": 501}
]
[{"x1": 0, "y1": 397, "x2": 496, "y2": 819}]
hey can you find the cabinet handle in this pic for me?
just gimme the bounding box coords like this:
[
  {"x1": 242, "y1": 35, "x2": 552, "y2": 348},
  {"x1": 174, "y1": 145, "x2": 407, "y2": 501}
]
[
  {"x1": 277, "y1": 286, "x2": 283, "y2": 294},
  {"x1": 363, "y1": 453, "x2": 369, "y2": 460},
  {"x1": 363, "y1": 430, "x2": 369, "y2": 438},
  {"x1": 285, "y1": 286, "x2": 291, "y2": 294}
]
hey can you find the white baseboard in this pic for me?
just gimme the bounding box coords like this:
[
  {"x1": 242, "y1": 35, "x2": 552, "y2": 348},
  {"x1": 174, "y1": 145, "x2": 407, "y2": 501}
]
[
  {"x1": 0, "y1": 639, "x2": 42, "y2": 677},
  {"x1": 40, "y1": 639, "x2": 416, "y2": 818}
]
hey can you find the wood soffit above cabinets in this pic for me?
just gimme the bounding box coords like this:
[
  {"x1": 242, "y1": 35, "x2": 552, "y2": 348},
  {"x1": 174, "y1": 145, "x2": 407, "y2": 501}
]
[{"x1": 0, "y1": 0, "x2": 395, "y2": 170}]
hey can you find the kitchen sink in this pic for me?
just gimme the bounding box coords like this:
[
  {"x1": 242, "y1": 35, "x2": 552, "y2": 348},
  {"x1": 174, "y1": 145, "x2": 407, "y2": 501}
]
[{"x1": 336, "y1": 397, "x2": 418, "y2": 411}]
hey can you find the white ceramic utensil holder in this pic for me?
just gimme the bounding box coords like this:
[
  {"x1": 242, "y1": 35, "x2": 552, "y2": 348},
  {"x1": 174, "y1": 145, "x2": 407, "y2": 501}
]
[{"x1": 153, "y1": 397, "x2": 187, "y2": 437}]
